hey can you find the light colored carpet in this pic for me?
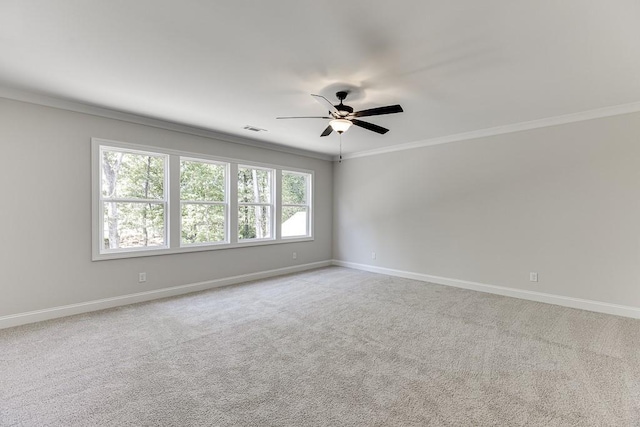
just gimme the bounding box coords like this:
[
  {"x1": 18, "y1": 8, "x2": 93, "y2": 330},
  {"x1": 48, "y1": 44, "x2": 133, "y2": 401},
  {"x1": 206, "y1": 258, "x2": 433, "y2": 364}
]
[{"x1": 1, "y1": 267, "x2": 640, "y2": 426}]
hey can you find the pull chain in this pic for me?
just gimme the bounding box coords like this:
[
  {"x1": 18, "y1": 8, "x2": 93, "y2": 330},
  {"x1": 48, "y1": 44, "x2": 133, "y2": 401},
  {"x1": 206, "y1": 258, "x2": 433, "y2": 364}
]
[{"x1": 339, "y1": 133, "x2": 342, "y2": 163}]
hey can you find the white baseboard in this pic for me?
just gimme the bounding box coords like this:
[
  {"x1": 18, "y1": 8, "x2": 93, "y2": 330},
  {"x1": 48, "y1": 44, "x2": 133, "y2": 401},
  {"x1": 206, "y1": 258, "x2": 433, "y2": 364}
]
[
  {"x1": 0, "y1": 260, "x2": 332, "y2": 330},
  {"x1": 332, "y1": 260, "x2": 640, "y2": 319}
]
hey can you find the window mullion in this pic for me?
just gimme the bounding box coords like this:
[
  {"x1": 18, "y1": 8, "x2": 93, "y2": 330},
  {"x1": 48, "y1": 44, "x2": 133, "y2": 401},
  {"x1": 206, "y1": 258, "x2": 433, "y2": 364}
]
[
  {"x1": 282, "y1": 204, "x2": 309, "y2": 208},
  {"x1": 229, "y1": 163, "x2": 238, "y2": 243},
  {"x1": 168, "y1": 154, "x2": 181, "y2": 249},
  {"x1": 181, "y1": 200, "x2": 226, "y2": 205},
  {"x1": 100, "y1": 197, "x2": 164, "y2": 203},
  {"x1": 276, "y1": 169, "x2": 282, "y2": 240}
]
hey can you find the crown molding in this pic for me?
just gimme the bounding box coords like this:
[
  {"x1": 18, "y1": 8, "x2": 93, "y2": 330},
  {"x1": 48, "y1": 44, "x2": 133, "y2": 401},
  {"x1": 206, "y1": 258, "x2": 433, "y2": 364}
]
[
  {"x1": 0, "y1": 86, "x2": 333, "y2": 161},
  {"x1": 337, "y1": 101, "x2": 640, "y2": 161},
  {"x1": 3, "y1": 85, "x2": 638, "y2": 163}
]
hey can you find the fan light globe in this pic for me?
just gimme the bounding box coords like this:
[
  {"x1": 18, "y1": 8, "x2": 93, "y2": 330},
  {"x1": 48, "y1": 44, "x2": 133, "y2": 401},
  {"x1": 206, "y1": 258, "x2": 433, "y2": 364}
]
[{"x1": 330, "y1": 119, "x2": 352, "y2": 134}]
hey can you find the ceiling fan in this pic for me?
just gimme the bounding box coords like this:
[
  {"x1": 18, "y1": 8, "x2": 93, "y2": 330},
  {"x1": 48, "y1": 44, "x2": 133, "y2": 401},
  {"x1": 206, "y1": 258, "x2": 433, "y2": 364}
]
[{"x1": 277, "y1": 91, "x2": 403, "y2": 137}]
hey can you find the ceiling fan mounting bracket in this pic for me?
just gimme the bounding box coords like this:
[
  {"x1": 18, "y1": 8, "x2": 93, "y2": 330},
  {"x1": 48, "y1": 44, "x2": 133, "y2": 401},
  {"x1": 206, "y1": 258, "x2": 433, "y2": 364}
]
[{"x1": 336, "y1": 91, "x2": 349, "y2": 102}]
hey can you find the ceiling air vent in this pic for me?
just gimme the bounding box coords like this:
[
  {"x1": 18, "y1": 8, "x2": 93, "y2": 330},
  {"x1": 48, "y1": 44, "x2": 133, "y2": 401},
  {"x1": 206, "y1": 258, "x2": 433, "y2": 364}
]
[{"x1": 243, "y1": 125, "x2": 266, "y2": 132}]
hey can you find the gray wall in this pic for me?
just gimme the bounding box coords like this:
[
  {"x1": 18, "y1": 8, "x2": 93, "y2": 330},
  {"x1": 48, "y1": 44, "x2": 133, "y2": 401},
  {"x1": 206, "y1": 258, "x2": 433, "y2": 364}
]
[
  {"x1": 4, "y1": 95, "x2": 639, "y2": 318},
  {"x1": 334, "y1": 112, "x2": 640, "y2": 307},
  {"x1": 0, "y1": 98, "x2": 333, "y2": 317}
]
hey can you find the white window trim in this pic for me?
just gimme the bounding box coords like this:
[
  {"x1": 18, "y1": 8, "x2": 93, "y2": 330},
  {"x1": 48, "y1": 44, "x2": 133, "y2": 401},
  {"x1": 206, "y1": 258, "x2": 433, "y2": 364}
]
[
  {"x1": 281, "y1": 170, "x2": 313, "y2": 239},
  {"x1": 91, "y1": 138, "x2": 314, "y2": 261},
  {"x1": 237, "y1": 164, "x2": 276, "y2": 243},
  {"x1": 179, "y1": 156, "x2": 230, "y2": 247},
  {"x1": 96, "y1": 144, "x2": 170, "y2": 255}
]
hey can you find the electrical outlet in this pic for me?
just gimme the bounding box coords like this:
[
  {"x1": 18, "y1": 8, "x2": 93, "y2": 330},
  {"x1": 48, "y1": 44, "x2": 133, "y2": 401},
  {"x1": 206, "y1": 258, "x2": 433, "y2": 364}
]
[
  {"x1": 139, "y1": 272, "x2": 147, "y2": 283},
  {"x1": 292, "y1": 252, "x2": 297, "y2": 260},
  {"x1": 372, "y1": 252, "x2": 376, "y2": 260},
  {"x1": 529, "y1": 272, "x2": 538, "y2": 282}
]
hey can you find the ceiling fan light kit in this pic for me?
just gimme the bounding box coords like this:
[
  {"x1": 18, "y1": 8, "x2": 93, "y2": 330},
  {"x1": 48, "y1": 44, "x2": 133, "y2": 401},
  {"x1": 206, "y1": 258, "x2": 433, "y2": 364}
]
[
  {"x1": 329, "y1": 118, "x2": 352, "y2": 134},
  {"x1": 277, "y1": 91, "x2": 404, "y2": 137}
]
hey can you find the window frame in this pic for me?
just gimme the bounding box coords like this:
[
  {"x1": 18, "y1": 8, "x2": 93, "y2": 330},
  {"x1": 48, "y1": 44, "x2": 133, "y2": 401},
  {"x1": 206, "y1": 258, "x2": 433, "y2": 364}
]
[
  {"x1": 237, "y1": 164, "x2": 276, "y2": 243},
  {"x1": 179, "y1": 156, "x2": 230, "y2": 247},
  {"x1": 92, "y1": 138, "x2": 314, "y2": 261},
  {"x1": 281, "y1": 170, "x2": 313, "y2": 239},
  {"x1": 97, "y1": 144, "x2": 170, "y2": 255}
]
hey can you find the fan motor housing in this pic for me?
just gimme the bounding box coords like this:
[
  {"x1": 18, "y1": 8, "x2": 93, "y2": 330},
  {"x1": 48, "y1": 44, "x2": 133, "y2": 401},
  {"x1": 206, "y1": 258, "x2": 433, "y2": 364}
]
[{"x1": 335, "y1": 104, "x2": 354, "y2": 114}]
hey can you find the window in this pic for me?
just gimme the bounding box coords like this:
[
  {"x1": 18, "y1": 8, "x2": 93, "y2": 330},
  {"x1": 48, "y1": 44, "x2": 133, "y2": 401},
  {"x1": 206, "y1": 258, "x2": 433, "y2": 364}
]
[
  {"x1": 238, "y1": 166, "x2": 274, "y2": 240},
  {"x1": 92, "y1": 138, "x2": 313, "y2": 260},
  {"x1": 180, "y1": 158, "x2": 228, "y2": 245},
  {"x1": 99, "y1": 146, "x2": 167, "y2": 252},
  {"x1": 281, "y1": 171, "x2": 312, "y2": 238}
]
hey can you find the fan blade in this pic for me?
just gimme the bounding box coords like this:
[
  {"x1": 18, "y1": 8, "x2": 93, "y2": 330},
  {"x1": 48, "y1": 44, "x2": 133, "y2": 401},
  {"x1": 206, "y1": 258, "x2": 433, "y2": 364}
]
[
  {"x1": 276, "y1": 116, "x2": 332, "y2": 119},
  {"x1": 320, "y1": 125, "x2": 333, "y2": 137},
  {"x1": 311, "y1": 94, "x2": 340, "y2": 116},
  {"x1": 351, "y1": 119, "x2": 389, "y2": 134},
  {"x1": 352, "y1": 104, "x2": 403, "y2": 118}
]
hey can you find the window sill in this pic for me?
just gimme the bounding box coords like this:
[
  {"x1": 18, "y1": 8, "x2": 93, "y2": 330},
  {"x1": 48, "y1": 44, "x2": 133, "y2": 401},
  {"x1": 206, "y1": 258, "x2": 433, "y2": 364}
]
[{"x1": 92, "y1": 236, "x2": 314, "y2": 261}]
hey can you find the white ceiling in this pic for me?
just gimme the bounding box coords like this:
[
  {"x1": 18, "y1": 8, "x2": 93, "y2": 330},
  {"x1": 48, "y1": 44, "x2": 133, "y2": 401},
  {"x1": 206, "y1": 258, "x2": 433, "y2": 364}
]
[{"x1": 1, "y1": 1, "x2": 639, "y2": 157}]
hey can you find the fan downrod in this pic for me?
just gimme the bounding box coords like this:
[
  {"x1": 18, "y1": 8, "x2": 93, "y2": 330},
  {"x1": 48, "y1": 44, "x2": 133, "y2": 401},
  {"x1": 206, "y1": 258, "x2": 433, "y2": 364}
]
[{"x1": 334, "y1": 91, "x2": 353, "y2": 114}]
